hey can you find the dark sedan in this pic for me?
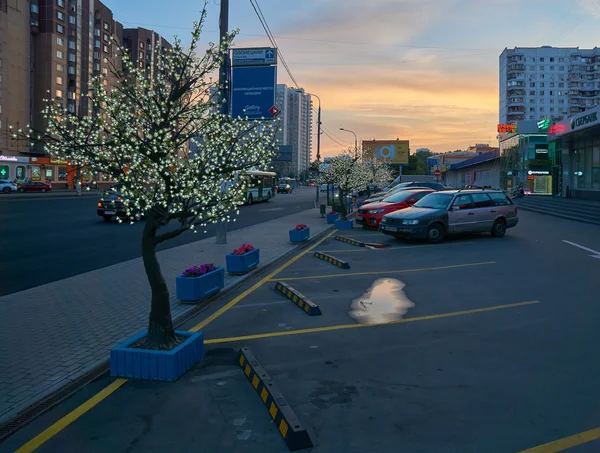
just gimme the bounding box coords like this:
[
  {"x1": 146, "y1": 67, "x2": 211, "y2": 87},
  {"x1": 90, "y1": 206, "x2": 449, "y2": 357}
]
[
  {"x1": 97, "y1": 191, "x2": 143, "y2": 222},
  {"x1": 277, "y1": 184, "x2": 293, "y2": 194}
]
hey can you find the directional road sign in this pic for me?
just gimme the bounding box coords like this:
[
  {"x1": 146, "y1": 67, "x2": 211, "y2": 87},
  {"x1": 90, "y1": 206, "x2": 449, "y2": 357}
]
[
  {"x1": 231, "y1": 47, "x2": 277, "y2": 66},
  {"x1": 230, "y1": 65, "x2": 277, "y2": 120}
]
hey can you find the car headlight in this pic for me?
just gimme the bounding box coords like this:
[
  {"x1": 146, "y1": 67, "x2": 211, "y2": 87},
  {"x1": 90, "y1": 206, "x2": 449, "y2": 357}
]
[
  {"x1": 368, "y1": 209, "x2": 385, "y2": 214},
  {"x1": 402, "y1": 219, "x2": 419, "y2": 225},
  {"x1": 382, "y1": 215, "x2": 388, "y2": 222}
]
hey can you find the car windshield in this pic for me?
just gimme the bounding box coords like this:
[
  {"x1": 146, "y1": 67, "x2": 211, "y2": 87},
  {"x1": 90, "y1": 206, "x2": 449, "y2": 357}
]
[{"x1": 414, "y1": 192, "x2": 453, "y2": 209}]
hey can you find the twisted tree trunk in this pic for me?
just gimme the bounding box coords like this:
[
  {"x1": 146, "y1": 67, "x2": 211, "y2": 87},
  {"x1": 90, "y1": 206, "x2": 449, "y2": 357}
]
[{"x1": 141, "y1": 217, "x2": 179, "y2": 349}]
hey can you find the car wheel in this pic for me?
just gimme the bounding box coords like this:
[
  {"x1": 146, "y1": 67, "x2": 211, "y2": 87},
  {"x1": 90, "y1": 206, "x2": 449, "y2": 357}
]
[
  {"x1": 426, "y1": 224, "x2": 445, "y2": 244},
  {"x1": 247, "y1": 194, "x2": 253, "y2": 205},
  {"x1": 41, "y1": 188, "x2": 47, "y2": 193},
  {"x1": 103, "y1": 215, "x2": 112, "y2": 222},
  {"x1": 19, "y1": 188, "x2": 25, "y2": 193},
  {"x1": 2, "y1": 187, "x2": 11, "y2": 193},
  {"x1": 491, "y1": 219, "x2": 507, "y2": 237}
]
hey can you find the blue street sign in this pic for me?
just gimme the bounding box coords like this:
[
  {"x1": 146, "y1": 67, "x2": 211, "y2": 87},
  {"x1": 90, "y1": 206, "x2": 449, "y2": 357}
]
[
  {"x1": 230, "y1": 66, "x2": 277, "y2": 120},
  {"x1": 232, "y1": 47, "x2": 277, "y2": 66}
]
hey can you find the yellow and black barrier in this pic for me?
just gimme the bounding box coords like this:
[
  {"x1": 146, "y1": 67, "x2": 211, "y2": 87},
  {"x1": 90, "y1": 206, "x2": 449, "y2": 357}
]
[
  {"x1": 313, "y1": 251, "x2": 350, "y2": 269},
  {"x1": 237, "y1": 348, "x2": 313, "y2": 451},
  {"x1": 275, "y1": 282, "x2": 321, "y2": 316},
  {"x1": 335, "y1": 235, "x2": 365, "y2": 247}
]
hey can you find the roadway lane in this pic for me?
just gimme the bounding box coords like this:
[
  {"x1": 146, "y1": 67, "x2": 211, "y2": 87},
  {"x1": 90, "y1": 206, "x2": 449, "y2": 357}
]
[{"x1": 0, "y1": 186, "x2": 320, "y2": 296}]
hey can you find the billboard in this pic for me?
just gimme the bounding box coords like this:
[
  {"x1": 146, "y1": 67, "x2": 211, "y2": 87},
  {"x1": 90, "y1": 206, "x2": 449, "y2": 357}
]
[
  {"x1": 362, "y1": 140, "x2": 409, "y2": 165},
  {"x1": 230, "y1": 65, "x2": 277, "y2": 120}
]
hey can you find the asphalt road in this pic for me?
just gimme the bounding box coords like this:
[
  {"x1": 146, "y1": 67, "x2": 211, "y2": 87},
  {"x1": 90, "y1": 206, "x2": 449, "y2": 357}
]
[
  {"x1": 4, "y1": 210, "x2": 600, "y2": 453},
  {"x1": 0, "y1": 186, "x2": 319, "y2": 296}
]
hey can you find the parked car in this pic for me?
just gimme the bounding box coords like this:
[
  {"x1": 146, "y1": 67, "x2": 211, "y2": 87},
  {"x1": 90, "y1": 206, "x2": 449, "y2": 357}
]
[
  {"x1": 394, "y1": 181, "x2": 446, "y2": 191},
  {"x1": 277, "y1": 183, "x2": 293, "y2": 194},
  {"x1": 18, "y1": 181, "x2": 52, "y2": 193},
  {"x1": 355, "y1": 189, "x2": 434, "y2": 228},
  {"x1": 363, "y1": 186, "x2": 433, "y2": 204},
  {"x1": 379, "y1": 189, "x2": 519, "y2": 243},
  {"x1": 0, "y1": 180, "x2": 17, "y2": 193},
  {"x1": 97, "y1": 191, "x2": 143, "y2": 222}
]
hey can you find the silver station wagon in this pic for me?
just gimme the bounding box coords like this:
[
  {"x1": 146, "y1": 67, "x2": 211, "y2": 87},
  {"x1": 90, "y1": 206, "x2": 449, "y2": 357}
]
[{"x1": 379, "y1": 189, "x2": 519, "y2": 243}]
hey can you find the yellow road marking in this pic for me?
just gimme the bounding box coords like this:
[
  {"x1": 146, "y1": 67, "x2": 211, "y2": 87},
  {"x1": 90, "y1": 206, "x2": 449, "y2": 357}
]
[
  {"x1": 269, "y1": 261, "x2": 496, "y2": 281},
  {"x1": 317, "y1": 242, "x2": 475, "y2": 254},
  {"x1": 14, "y1": 379, "x2": 127, "y2": 453},
  {"x1": 205, "y1": 300, "x2": 540, "y2": 344},
  {"x1": 518, "y1": 426, "x2": 600, "y2": 453},
  {"x1": 189, "y1": 229, "x2": 338, "y2": 332}
]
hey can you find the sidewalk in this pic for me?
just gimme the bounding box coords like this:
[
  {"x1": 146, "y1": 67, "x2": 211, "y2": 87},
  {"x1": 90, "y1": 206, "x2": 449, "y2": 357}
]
[
  {"x1": 1, "y1": 190, "x2": 100, "y2": 199},
  {"x1": 0, "y1": 206, "x2": 332, "y2": 428}
]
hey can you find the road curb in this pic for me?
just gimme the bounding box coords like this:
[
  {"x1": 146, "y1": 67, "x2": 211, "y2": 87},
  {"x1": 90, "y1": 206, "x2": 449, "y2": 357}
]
[
  {"x1": 237, "y1": 348, "x2": 313, "y2": 451},
  {"x1": 335, "y1": 235, "x2": 365, "y2": 247},
  {"x1": 0, "y1": 219, "x2": 336, "y2": 442}
]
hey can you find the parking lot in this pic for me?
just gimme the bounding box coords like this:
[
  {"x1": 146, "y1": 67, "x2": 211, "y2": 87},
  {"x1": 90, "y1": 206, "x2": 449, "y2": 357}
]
[{"x1": 4, "y1": 210, "x2": 600, "y2": 453}]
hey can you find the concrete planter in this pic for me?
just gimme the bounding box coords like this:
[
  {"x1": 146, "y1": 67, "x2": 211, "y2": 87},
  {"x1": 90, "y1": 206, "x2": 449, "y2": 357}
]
[
  {"x1": 289, "y1": 227, "x2": 310, "y2": 242},
  {"x1": 110, "y1": 330, "x2": 204, "y2": 381},
  {"x1": 326, "y1": 213, "x2": 339, "y2": 224},
  {"x1": 335, "y1": 219, "x2": 353, "y2": 229},
  {"x1": 226, "y1": 248, "x2": 260, "y2": 275},
  {"x1": 176, "y1": 267, "x2": 224, "y2": 302}
]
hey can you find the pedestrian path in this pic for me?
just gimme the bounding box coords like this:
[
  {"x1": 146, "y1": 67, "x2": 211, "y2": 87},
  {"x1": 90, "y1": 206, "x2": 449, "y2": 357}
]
[
  {"x1": 514, "y1": 195, "x2": 600, "y2": 225},
  {"x1": 0, "y1": 207, "x2": 331, "y2": 427}
]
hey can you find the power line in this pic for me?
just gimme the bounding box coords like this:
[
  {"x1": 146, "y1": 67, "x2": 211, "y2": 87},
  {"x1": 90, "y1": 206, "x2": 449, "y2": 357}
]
[
  {"x1": 321, "y1": 129, "x2": 347, "y2": 148},
  {"x1": 553, "y1": 0, "x2": 600, "y2": 45}
]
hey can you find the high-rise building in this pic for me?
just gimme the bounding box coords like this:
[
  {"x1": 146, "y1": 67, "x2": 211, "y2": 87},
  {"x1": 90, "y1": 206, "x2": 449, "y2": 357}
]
[
  {"x1": 500, "y1": 46, "x2": 600, "y2": 124},
  {"x1": 274, "y1": 84, "x2": 312, "y2": 177},
  {"x1": 123, "y1": 27, "x2": 171, "y2": 85}
]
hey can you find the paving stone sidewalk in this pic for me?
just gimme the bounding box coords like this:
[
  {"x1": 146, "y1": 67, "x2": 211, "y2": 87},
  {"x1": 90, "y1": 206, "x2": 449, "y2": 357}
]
[{"x1": 0, "y1": 207, "x2": 331, "y2": 425}]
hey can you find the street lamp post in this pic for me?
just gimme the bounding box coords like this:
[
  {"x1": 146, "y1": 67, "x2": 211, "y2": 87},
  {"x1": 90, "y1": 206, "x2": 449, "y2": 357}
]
[{"x1": 339, "y1": 127, "x2": 358, "y2": 159}]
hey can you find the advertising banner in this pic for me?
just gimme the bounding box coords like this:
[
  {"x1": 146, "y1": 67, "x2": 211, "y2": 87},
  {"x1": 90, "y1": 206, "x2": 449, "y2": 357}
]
[{"x1": 362, "y1": 140, "x2": 409, "y2": 165}]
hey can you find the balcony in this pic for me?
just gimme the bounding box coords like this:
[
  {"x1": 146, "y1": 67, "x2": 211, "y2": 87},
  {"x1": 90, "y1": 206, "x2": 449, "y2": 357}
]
[
  {"x1": 507, "y1": 88, "x2": 525, "y2": 96},
  {"x1": 569, "y1": 82, "x2": 580, "y2": 88},
  {"x1": 507, "y1": 72, "x2": 524, "y2": 80},
  {"x1": 507, "y1": 113, "x2": 525, "y2": 121},
  {"x1": 507, "y1": 106, "x2": 525, "y2": 113},
  {"x1": 507, "y1": 64, "x2": 525, "y2": 72},
  {"x1": 507, "y1": 55, "x2": 524, "y2": 63},
  {"x1": 507, "y1": 81, "x2": 525, "y2": 88}
]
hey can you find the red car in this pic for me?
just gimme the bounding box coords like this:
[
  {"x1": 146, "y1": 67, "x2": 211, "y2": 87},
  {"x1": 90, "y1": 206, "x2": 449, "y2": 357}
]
[
  {"x1": 355, "y1": 189, "x2": 434, "y2": 228},
  {"x1": 18, "y1": 181, "x2": 52, "y2": 193}
]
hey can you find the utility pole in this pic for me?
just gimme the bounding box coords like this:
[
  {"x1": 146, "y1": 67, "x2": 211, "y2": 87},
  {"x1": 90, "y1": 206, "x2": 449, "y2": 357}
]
[{"x1": 216, "y1": 0, "x2": 229, "y2": 245}]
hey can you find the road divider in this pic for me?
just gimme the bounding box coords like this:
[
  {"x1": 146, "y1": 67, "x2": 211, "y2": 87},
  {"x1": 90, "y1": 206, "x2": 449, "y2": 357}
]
[
  {"x1": 274, "y1": 281, "x2": 321, "y2": 316},
  {"x1": 313, "y1": 251, "x2": 350, "y2": 269},
  {"x1": 237, "y1": 348, "x2": 313, "y2": 451}
]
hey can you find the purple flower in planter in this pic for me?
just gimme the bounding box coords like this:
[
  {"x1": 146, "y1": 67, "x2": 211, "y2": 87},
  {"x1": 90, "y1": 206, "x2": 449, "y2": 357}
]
[{"x1": 182, "y1": 263, "x2": 216, "y2": 278}]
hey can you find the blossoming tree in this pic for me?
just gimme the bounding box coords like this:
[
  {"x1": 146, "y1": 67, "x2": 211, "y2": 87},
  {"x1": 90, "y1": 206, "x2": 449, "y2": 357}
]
[
  {"x1": 20, "y1": 9, "x2": 278, "y2": 349},
  {"x1": 318, "y1": 151, "x2": 370, "y2": 219},
  {"x1": 362, "y1": 157, "x2": 394, "y2": 193}
]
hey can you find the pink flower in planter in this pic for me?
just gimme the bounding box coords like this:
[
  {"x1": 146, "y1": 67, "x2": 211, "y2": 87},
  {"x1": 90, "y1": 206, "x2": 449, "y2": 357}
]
[
  {"x1": 233, "y1": 244, "x2": 255, "y2": 256},
  {"x1": 294, "y1": 224, "x2": 308, "y2": 230},
  {"x1": 329, "y1": 211, "x2": 337, "y2": 215},
  {"x1": 182, "y1": 263, "x2": 216, "y2": 278}
]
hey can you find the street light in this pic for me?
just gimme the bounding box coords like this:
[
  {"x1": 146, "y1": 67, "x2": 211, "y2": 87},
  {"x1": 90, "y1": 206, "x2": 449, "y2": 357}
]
[{"x1": 339, "y1": 127, "x2": 358, "y2": 158}]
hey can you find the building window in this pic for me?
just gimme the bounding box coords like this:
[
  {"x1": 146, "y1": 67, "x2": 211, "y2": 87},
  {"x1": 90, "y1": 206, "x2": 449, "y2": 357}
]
[
  {"x1": 102, "y1": 67, "x2": 108, "y2": 75},
  {"x1": 56, "y1": 76, "x2": 63, "y2": 85},
  {"x1": 530, "y1": 82, "x2": 535, "y2": 87},
  {"x1": 539, "y1": 107, "x2": 544, "y2": 112},
  {"x1": 45, "y1": 168, "x2": 54, "y2": 180},
  {"x1": 529, "y1": 107, "x2": 535, "y2": 112},
  {"x1": 93, "y1": 51, "x2": 99, "y2": 59},
  {"x1": 529, "y1": 115, "x2": 534, "y2": 120},
  {"x1": 559, "y1": 57, "x2": 565, "y2": 62},
  {"x1": 549, "y1": 91, "x2": 554, "y2": 95},
  {"x1": 94, "y1": 28, "x2": 100, "y2": 36},
  {"x1": 540, "y1": 82, "x2": 545, "y2": 87},
  {"x1": 57, "y1": 37, "x2": 64, "y2": 46},
  {"x1": 529, "y1": 90, "x2": 535, "y2": 95},
  {"x1": 103, "y1": 57, "x2": 108, "y2": 64},
  {"x1": 103, "y1": 22, "x2": 109, "y2": 30},
  {"x1": 57, "y1": 63, "x2": 64, "y2": 72},
  {"x1": 56, "y1": 89, "x2": 63, "y2": 98},
  {"x1": 559, "y1": 82, "x2": 564, "y2": 88},
  {"x1": 550, "y1": 57, "x2": 554, "y2": 62},
  {"x1": 139, "y1": 51, "x2": 144, "y2": 59},
  {"x1": 68, "y1": 66, "x2": 75, "y2": 74},
  {"x1": 57, "y1": 24, "x2": 64, "y2": 33},
  {"x1": 559, "y1": 99, "x2": 565, "y2": 104},
  {"x1": 140, "y1": 42, "x2": 144, "y2": 49},
  {"x1": 68, "y1": 53, "x2": 75, "y2": 62},
  {"x1": 530, "y1": 99, "x2": 535, "y2": 104},
  {"x1": 540, "y1": 74, "x2": 545, "y2": 79},
  {"x1": 540, "y1": 57, "x2": 545, "y2": 62},
  {"x1": 550, "y1": 99, "x2": 554, "y2": 103},
  {"x1": 540, "y1": 66, "x2": 544, "y2": 70},
  {"x1": 57, "y1": 10, "x2": 64, "y2": 20},
  {"x1": 529, "y1": 65, "x2": 534, "y2": 70},
  {"x1": 95, "y1": 40, "x2": 100, "y2": 48},
  {"x1": 68, "y1": 15, "x2": 75, "y2": 24},
  {"x1": 103, "y1": 78, "x2": 107, "y2": 86},
  {"x1": 540, "y1": 91, "x2": 545, "y2": 95},
  {"x1": 57, "y1": 0, "x2": 64, "y2": 6},
  {"x1": 550, "y1": 66, "x2": 554, "y2": 70},
  {"x1": 103, "y1": 34, "x2": 109, "y2": 42},
  {"x1": 68, "y1": 41, "x2": 75, "y2": 50},
  {"x1": 57, "y1": 50, "x2": 64, "y2": 59},
  {"x1": 59, "y1": 167, "x2": 67, "y2": 180},
  {"x1": 550, "y1": 82, "x2": 555, "y2": 87},
  {"x1": 550, "y1": 107, "x2": 555, "y2": 112},
  {"x1": 103, "y1": 45, "x2": 109, "y2": 53}
]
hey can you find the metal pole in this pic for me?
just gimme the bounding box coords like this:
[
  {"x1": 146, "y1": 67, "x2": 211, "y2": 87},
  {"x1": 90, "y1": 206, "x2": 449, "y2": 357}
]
[{"x1": 216, "y1": 0, "x2": 229, "y2": 245}]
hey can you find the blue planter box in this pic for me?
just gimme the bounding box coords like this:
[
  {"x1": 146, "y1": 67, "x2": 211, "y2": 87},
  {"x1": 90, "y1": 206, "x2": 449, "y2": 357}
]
[
  {"x1": 176, "y1": 267, "x2": 224, "y2": 302},
  {"x1": 226, "y1": 248, "x2": 260, "y2": 275},
  {"x1": 335, "y1": 219, "x2": 353, "y2": 229},
  {"x1": 326, "y1": 213, "x2": 338, "y2": 224},
  {"x1": 110, "y1": 330, "x2": 204, "y2": 381},
  {"x1": 289, "y1": 227, "x2": 310, "y2": 242}
]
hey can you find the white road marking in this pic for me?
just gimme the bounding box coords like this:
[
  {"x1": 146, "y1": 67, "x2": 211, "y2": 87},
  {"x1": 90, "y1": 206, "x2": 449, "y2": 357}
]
[
  {"x1": 562, "y1": 240, "x2": 600, "y2": 259},
  {"x1": 258, "y1": 207, "x2": 284, "y2": 212}
]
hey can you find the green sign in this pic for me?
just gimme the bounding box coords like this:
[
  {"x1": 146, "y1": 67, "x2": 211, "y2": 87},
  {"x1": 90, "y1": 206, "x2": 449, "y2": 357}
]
[
  {"x1": 570, "y1": 111, "x2": 598, "y2": 130},
  {"x1": 0, "y1": 165, "x2": 8, "y2": 179},
  {"x1": 537, "y1": 118, "x2": 550, "y2": 132}
]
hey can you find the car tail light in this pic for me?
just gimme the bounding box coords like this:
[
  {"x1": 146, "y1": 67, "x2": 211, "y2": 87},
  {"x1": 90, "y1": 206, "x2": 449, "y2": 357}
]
[{"x1": 97, "y1": 202, "x2": 102, "y2": 207}]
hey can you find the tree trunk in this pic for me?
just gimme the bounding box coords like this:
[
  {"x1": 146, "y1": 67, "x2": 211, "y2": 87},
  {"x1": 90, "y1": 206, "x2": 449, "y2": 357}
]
[
  {"x1": 141, "y1": 218, "x2": 179, "y2": 350},
  {"x1": 339, "y1": 189, "x2": 347, "y2": 220}
]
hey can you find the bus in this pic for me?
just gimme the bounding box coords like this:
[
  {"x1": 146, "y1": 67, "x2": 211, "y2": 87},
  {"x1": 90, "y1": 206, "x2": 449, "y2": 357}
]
[
  {"x1": 277, "y1": 177, "x2": 297, "y2": 189},
  {"x1": 242, "y1": 170, "x2": 277, "y2": 204}
]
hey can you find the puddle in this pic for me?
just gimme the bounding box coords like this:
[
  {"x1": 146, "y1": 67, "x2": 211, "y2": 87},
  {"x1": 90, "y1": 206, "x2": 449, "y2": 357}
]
[{"x1": 349, "y1": 278, "x2": 415, "y2": 324}]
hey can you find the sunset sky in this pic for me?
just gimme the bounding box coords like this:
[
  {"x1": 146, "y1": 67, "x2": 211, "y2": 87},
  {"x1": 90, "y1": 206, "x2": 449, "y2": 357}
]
[{"x1": 104, "y1": 0, "x2": 600, "y2": 157}]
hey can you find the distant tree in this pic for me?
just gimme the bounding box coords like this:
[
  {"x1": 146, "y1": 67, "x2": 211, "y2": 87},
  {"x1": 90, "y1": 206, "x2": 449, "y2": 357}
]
[{"x1": 17, "y1": 7, "x2": 277, "y2": 349}]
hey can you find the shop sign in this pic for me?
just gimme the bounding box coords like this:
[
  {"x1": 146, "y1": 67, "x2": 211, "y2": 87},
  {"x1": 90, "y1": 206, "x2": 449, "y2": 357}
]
[
  {"x1": 498, "y1": 123, "x2": 517, "y2": 133},
  {"x1": 537, "y1": 118, "x2": 550, "y2": 132},
  {"x1": 528, "y1": 175, "x2": 535, "y2": 180},
  {"x1": 528, "y1": 170, "x2": 550, "y2": 175},
  {"x1": 0, "y1": 155, "x2": 30, "y2": 163},
  {"x1": 548, "y1": 124, "x2": 566, "y2": 135},
  {"x1": 570, "y1": 111, "x2": 599, "y2": 130},
  {"x1": 50, "y1": 159, "x2": 69, "y2": 165}
]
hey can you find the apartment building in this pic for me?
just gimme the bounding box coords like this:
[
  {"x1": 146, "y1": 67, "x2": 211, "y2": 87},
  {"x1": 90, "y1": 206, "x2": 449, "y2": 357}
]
[
  {"x1": 123, "y1": 27, "x2": 171, "y2": 85},
  {"x1": 500, "y1": 46, "x2": 600, "y2": 124},
  {"x1": 275, "y1": 84, "x2": 313, "y2": 177}
]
